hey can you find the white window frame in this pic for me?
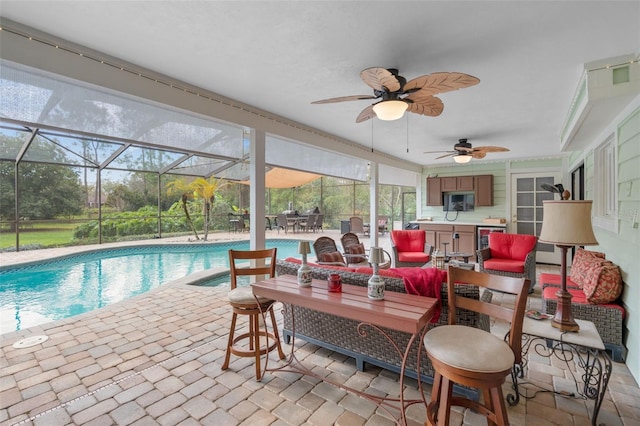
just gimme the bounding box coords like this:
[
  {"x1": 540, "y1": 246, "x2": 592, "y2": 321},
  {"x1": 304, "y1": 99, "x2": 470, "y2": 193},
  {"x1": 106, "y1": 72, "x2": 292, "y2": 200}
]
[{"x1": 593, "y1": 134, "x2": 618, "y2": 232}]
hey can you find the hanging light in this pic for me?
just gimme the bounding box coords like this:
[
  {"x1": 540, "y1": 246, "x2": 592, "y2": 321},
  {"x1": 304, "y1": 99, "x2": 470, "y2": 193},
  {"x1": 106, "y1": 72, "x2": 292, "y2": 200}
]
[
  {"x1": 453, "y1": 154, "x2": 472, "y2": 163},
  {"x1": 372, "y1": 100, "x2": 408, "y2": 121}
]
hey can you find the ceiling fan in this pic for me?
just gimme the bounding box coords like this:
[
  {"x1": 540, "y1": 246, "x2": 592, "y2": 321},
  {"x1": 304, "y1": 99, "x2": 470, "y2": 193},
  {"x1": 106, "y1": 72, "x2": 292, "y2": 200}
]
[
  {"x1": 424, "y1": 139, "x2": 510, "y2": 163},
  {"x1": 311, "y1": 67, "x2": 479, "y2": 123}
]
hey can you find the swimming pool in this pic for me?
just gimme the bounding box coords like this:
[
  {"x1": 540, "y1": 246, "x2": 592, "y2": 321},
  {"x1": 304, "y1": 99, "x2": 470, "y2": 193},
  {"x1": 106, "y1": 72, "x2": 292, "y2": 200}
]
[{"x1": 0, "y1": 240, "x2": 302, "y2": 333}]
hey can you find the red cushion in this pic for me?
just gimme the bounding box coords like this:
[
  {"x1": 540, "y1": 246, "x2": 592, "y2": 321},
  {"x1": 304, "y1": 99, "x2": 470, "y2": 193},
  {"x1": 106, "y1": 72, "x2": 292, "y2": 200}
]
[
  {"x1": 542, "y1": 286, "x2": 625, "y2": 317},
  {"x1": 483, "y1": 258, "x2": 524, "y2": 273},
  {"x1": 571, "y1": 249, "x2": 608, "y2": 289},
  {"x1": 540, "y1": 273, "x2": 580, "y2": 289},
  {"x1": 398, "y1": 252, "x2": 431, "y2": 263},
  {"x1": 581, "y1": 261, "x2": 623, "y2": 304},
  {"x1": 346, "y1": 243, "x2": 367, "y2": 263},
  {"x1": 319, "y1": 251, "x2": 346, "y2": 264},
  {"x1": 391, "y1": 230, "x2": 426, "y2": 252},
  {"x1": 489, "y1": 233, "x2": 537, "y2": 261}
]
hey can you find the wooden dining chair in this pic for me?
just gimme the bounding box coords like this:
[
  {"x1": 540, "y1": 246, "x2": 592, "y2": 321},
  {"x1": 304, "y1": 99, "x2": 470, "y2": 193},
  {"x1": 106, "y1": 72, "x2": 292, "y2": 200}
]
[
  {"x1": 222, "y1": 248, "x2": 285, "y2": 380},
  {"x1": 423, "y1": 267, "x2": 529, "y2": 426}
]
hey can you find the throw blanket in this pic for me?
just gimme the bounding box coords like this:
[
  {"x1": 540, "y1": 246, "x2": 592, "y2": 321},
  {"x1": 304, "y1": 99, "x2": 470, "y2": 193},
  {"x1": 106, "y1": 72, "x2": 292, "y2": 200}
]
[{"x1": 389, "y1": 267, "x2": 447, "y2": 323}]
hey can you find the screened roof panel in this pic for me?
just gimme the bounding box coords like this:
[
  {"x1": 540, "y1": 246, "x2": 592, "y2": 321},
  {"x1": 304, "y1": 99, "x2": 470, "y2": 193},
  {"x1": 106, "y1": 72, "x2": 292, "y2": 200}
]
[
  {"x1": 109, "y1": 146, "x2": 188, "y2": 172},
  {"x1": 1, "y1": 60, "x2": 244, "y2": 158},
  {"x1": 37, "y1": 131, "x2": 125, "y2": 166},
  {"x1": 22, "y1": 134, "x2": 90, "y2": 166},
  {"x1": 167, "y1": 155, "x2": 235, "y2": 177}
]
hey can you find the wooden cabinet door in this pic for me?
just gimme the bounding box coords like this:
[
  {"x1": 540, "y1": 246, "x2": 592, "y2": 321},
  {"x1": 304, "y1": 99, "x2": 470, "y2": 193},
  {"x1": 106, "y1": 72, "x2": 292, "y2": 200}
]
[
  {"x1": 453, "y1": 225, "x2": 476, "y2": 258},
  {"x1": 457, "y1": 176, "x2": 474, "y2": 191},
  {"x1": 426, "y1": 177, "x2": 443, "y2": 206},
  {"x1": 475, "y1": 175, "x2": 494, "y2": 206},
  {"x1": 424, "y1": 229, "x2": 436, "y2": 248},
  {"x1": 436, "y1": 231, "x2": 454, "y2": 253},
  {"x1": 441, "y1": 177, "x2": 458, "y2": 191}
]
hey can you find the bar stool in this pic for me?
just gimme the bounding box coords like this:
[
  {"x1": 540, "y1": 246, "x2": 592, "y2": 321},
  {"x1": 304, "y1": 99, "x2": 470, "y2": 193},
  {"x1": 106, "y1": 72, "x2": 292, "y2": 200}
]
[
  {"x1": 222, "y1": 248, "x2": 285, "y2": 380},
  {"x1": 423, "y1": 267, "x2": 529, "y2": 426}
]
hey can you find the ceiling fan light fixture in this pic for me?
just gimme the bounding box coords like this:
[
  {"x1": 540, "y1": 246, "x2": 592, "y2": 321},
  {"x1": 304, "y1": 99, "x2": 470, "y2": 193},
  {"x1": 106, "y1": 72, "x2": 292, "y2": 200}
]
[
  {"x1": 453, "y1": 154, "x2": 472, "y2": 164},
  {"x1": 372, "y1": 100, "x2": 408, "y2": 121}
]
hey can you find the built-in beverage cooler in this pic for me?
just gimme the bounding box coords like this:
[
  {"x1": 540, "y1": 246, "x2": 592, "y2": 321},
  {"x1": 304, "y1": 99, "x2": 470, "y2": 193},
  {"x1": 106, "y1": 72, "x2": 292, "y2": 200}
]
[{"x1": 477, "y1": 226, "x2": 506, "y2": 250}]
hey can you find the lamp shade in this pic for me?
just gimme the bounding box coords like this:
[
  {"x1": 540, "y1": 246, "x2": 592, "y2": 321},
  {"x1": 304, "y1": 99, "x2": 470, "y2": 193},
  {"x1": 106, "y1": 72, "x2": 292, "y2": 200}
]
[
  {"x1": 298, "y1": 241, "x2": 311, "y2": 255},
  {"x1": 453, "y1": 154, "x2": 472, "y2": 164},
  {"x1": 539, "y1": 200, "x2": 598, "y2": 246},
  {"x1": 372, "y1": 100, "x2": 408, "y2": 121},
  {"x1": 369, "y1": 247, "x2": 384, "y2": 264}
]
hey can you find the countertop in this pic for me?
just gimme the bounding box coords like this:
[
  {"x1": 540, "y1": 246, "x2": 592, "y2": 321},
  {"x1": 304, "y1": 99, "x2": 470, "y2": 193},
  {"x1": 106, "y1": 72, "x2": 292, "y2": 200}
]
[{"x1": 409, "y1": 220, "x2": 507, "y2": 227}]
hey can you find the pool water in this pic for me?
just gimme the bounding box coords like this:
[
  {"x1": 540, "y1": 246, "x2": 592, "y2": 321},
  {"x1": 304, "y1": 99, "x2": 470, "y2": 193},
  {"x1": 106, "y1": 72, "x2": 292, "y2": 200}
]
[{"x1": 0, "y1": 240, "x2": 301, "y2": 333}]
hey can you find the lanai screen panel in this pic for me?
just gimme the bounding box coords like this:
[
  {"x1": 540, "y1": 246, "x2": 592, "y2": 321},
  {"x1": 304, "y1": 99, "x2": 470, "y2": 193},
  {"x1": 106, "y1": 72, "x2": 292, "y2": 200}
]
[
  {"x1": 0, "y1": 60, "x2": 244, "y2": 160},
  {"x1": 266, "y1": 135, "x2": 369, "y2": 182}
]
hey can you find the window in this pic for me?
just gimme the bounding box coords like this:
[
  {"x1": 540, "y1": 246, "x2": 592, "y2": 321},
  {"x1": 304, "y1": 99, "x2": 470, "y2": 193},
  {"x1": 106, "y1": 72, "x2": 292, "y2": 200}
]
[{"x1": 593, "y1": 135, "x2": 617, "y2": 232}]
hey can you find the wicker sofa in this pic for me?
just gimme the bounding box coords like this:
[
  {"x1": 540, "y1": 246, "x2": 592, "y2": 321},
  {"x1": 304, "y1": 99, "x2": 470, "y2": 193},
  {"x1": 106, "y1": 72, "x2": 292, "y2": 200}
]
[
  {"x1": 275, "y1": 258, "x2": 491, "y2": 398},
  {"x1": 540, "y1": 273, "x2": 626, "y2": 362}
]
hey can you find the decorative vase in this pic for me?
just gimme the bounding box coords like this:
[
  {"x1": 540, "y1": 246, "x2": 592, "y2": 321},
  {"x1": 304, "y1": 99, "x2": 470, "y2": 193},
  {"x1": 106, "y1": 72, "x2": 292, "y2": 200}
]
[
  {"x1": 367, "y1": 263, "x2": 385, "y2": 300},
  {"x1": 297, "y1": 254, "x2": 312, "y2": 287}
]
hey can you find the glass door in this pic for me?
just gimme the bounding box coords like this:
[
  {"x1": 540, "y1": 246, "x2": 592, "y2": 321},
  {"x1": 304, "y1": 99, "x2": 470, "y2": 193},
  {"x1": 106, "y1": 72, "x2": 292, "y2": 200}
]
[
  {"x1": 401, "y1": 192, "x2": 416, "y2": 230},
  {"x1": 510, "y1": 172, "x2": 561, "y2": 264}
]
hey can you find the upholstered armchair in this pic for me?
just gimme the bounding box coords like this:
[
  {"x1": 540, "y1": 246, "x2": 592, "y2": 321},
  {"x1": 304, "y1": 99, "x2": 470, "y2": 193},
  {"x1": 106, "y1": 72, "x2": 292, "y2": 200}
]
[
  {"x1": 390, "y1": 230, "x2": 434, "y2": 268},
  {"x1": 476, "y1": 233, "x2": 538, "y2": 289}
]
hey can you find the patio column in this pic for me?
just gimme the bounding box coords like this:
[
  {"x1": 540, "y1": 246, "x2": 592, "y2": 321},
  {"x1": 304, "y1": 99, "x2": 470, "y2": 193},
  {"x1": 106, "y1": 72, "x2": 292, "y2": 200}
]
[
  {"x1": 248, "y1": 129, "x2": 266, "y2": 250},
  {"x1": 370, "y1": 161, "x2": 379, "y2": 247}
]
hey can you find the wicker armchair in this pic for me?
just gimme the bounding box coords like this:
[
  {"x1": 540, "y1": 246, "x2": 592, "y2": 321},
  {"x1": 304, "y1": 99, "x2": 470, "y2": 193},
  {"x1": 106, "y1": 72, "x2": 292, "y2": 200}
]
[
  {"x1": 390, "y1": 230, "x2": 434, "y2": 268},
  {"x1": 340, "y1": 232, "x2": 392, "y2": 269},
  {"x1": 476, "y1": 233, "x2": 537, "y2": 289},
  {"x1": 312, "y1": 236, "x2": 347, "y2": 266}
]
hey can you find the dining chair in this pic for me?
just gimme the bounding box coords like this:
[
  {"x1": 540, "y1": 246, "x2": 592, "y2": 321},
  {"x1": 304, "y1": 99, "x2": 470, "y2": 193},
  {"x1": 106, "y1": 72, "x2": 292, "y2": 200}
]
[
  {"x1": 349, "y1": 216, "x2": 367, "y2": 235},
  {"x1": 222, "y1": 248, "x2": 285, "y2": 380},
  {"x1": 423, "y1": 267, "x2": 529, "y2": 426}
]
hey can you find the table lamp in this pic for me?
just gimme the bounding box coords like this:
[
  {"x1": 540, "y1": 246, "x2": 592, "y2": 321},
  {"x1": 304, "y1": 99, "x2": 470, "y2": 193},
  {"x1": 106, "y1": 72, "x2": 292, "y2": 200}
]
[
  {"x1": 367, "y1": 247, "x2": 385, "y2": 300},
  {"x1": 297, "y1": 241, "x2": 312, "y2": 287},
  {"x1": 538, "y1": 200, "x2": 598, "y2": 332}
]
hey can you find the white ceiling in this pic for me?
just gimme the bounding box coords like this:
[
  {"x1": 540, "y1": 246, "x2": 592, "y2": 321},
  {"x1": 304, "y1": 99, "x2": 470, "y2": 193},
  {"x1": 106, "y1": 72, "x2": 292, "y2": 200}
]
[{"x1": 1, "y1": 1, "x2": 639, "y2": 168}]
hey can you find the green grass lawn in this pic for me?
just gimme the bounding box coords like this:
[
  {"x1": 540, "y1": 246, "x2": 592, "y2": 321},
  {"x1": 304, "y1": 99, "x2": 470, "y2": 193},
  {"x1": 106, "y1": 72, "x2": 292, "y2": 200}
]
[{"x1": 0, "y1": 223, "x2": 77, "y2": 249}]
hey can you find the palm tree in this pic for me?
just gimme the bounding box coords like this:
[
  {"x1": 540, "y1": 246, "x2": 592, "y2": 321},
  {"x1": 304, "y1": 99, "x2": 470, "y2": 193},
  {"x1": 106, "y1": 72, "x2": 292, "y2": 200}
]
[
  {"x1": 189, "y1": 177, "x2": 228, "y2": 241},
  {"x1": 166, "y1": 179, "x2": 200, "y2": 240}
]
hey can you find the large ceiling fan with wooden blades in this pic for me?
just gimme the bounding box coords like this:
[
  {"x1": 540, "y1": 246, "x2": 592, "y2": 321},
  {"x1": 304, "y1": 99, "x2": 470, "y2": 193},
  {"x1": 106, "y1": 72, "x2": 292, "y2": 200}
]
[
  {"x1": 311, "y1": 67, "x2": 480, "y2": 123},
  {"x1": 424, "y1": 139, "x2": 510, "y2": 163}
]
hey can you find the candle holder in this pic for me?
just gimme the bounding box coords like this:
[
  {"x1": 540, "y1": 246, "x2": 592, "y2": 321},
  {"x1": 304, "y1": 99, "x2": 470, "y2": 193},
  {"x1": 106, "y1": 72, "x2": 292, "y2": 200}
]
[{"x1": 297, "y1": 241, "x2": 312, "y2": 287}]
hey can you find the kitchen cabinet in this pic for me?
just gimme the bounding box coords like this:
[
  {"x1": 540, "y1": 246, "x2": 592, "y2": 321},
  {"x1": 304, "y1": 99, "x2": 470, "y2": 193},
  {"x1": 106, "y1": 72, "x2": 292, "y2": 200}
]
[
  {"x1": 475, "y1": 175, "x2": 493, "y2": 206},
  {"x1": 427, "y1": 177, "x2": 443, "y2": 206},
  {"x1": 419, "y1": 223, "x2": 477, "y2": 260},
  {"x1": 426, "y1": 174, "x2": 494, "y2": 206},
  {"x1": 442, "y1": 176, "x2": 474, "y2": 192}
]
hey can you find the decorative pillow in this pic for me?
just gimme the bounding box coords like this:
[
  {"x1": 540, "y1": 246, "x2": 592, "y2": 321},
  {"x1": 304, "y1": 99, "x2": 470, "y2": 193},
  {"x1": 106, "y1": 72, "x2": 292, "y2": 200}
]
[
  {"x1": 582, "y1": 261, "x2": 623, "y2": 304},
  {"x1": 347, "y1": 243, "x2": 367, "y2": 263},
  {"x1": 319, "y1": 251, "x2": 345, "y2": 265},
  {"x1": 571, "y1": 249, "x2": 607, "y2": 288}
]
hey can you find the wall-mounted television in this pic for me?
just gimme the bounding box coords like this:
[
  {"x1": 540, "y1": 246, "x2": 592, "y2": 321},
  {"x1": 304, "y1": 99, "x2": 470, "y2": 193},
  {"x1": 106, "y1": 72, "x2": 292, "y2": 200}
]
[{"x1": 443, "y1": 193, "x2": 475, "y2": 212}]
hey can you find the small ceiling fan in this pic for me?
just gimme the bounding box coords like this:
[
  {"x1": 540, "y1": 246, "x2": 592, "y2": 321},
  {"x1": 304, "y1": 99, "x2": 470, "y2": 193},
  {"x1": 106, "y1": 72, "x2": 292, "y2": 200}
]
[
  {"x1": 311, "y1": 67, "x2": 479, "y2": 123},
  {"x1": 424, "y1": 139, "x2": 510, "y2": 163}
]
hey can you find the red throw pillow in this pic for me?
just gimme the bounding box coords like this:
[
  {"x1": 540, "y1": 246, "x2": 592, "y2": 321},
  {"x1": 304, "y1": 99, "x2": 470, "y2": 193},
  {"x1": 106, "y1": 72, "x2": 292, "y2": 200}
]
[
  {"x1": 320, "y1": 251, "x2": 346, "y2": 264},
  {"x1": 347, "y1": 243, "x2": 367, "y2": 263},
  {"x1": 582, "y1": 261, "x2": 623, "y2": 304},
  {"x1": 571, "y1": 249, "x2": 607, "y2": 288}
]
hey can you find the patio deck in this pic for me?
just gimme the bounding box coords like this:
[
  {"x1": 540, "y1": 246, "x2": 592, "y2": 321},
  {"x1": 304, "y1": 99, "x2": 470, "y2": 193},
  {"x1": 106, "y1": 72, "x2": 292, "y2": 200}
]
[{"x1": 1, "y1": 229, "x2": 637, "y2": 425}]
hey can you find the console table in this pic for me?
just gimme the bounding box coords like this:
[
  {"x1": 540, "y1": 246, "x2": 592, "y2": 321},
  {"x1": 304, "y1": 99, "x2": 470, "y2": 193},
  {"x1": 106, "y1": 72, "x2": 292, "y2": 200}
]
[
  {"x1": 508, "y1": 317, "x2": 612, "y2": 426},
  {"x1": 251, "y1": 275, "x2": 438, "y2": 425}
]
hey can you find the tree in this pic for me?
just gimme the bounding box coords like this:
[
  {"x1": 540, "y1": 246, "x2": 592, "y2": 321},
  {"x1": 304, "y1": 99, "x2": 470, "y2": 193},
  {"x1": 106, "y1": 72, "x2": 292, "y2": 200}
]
[
  {"x1": 189, "y1": 177, "x2": 228, "y2": 241},
  {"x1": 166, "y1": 178, "x2": 200, "y2": 240}
]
